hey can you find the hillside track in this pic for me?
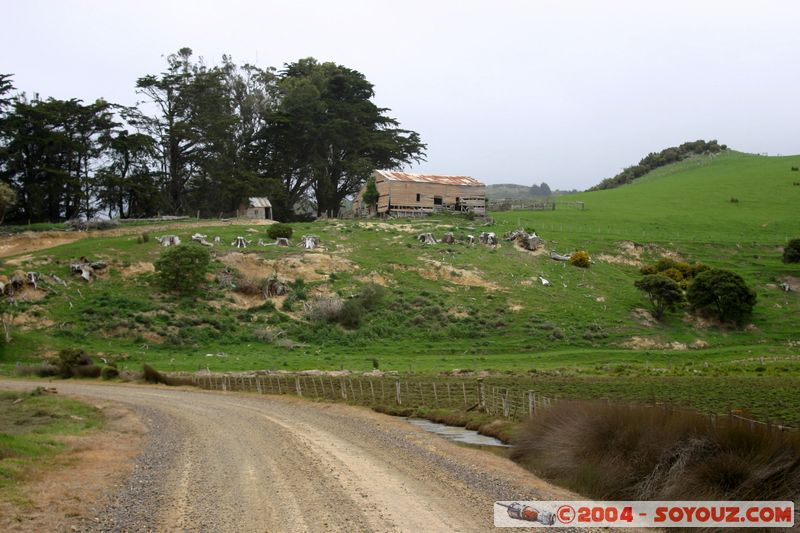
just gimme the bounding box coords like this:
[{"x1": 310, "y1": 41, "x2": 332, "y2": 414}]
[{"x1": 0, "y1": 380, "x2": 581, "y2": 532}]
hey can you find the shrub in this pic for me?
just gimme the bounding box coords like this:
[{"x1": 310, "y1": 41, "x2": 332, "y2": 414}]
[
  {"x1": 305, "y1": 297, "x2": 345, "y2": 322},
  {"x1": 154, "y1": 244, "x2": 211, "y2": 295},
  {"x1": 783, "y1": 238, "x2": 800, "y2": 264},
  {"x1": 687, "y1": 269, "x2": 756, "y2": 324},
  {"x1": 654, "y1": 257, "x2": 678, "y2": 272},
  {"x1": 267, "y1": 223, "x2": 293, "y2": 240},
  {"x1": 357, "y1": 283, "x2": 386, "y2": 310},
  {"x1": 660, "y1": 267, "x2": 684, "y2": 283},
  {"x1": 569, "y1": 251, "x2": 590, "y2": 268},
  {"x1": 73, "y1": 364, "x2": 102, "y2": 378},
  {"x1": 101, "y1": 365, "x2": 119, "y2": 380},
  {"x1": 338, "y1": 300, "x2": 363, "y2": 328},
  {"x1": 635, "y1": 275, "x2": 684, "y2": 320},
  {"x1": 141, "y1": 232, "x2": 150, "y2": 243},
  {"x1": 142, "y1": 363, "x2": 168, "y2": 384},
  {"x1": 511, "y1": 401, "x2": 800, "y2": 500},
  {"x1": 57, "y1": 348, "x2": 93, "y2": 378}
]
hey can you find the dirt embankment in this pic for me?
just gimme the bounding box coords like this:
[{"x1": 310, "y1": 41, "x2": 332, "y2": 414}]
[{"x1": 0, "y1": 380, "x2": 577, "y2": 532}]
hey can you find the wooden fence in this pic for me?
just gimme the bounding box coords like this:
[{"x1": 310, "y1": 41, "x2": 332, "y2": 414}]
[
  {"x1": 189, "y1": 373, "x2": 796, "y2": 431},
  {"x1": 191, "y1": 374, "x2": 557, "y2": 420}
]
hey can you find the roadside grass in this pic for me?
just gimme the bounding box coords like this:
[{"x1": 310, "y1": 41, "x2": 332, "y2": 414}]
[
  {"x1": 511, "y1": 400, "x2": 800, "y2": 500},
  {"x1": 0, "y1": 389, "x2": 102, "y2": 504}
]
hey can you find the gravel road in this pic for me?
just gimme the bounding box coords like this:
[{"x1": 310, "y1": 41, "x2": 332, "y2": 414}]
[{"x1": 1, "y1": 380, "x2": 580, "y2": 532}]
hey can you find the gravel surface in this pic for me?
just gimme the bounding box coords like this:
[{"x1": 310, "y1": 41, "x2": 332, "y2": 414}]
[{"x1": 2, "y1": 380, "x2": 597, "y2": 532}]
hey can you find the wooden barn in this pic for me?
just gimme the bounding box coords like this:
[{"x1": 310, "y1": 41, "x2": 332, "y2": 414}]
[{"x1": 354, "y1": 170, "x2": 485, "y2": 217}]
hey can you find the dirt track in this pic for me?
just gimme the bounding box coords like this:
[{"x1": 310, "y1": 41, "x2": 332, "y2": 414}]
[
  {"x1": 0, "y1": 219, "x2": 274, "y2": 258},
  {"x1": 0, "y1": 380, "x2": 578, "y2": 532}
]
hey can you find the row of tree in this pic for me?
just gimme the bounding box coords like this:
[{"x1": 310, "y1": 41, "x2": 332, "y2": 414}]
[
  {"x1": 0, "y1": 49, "x2": 426, "y2": 223},
  {"x1": 589, "y1": 140, "x2": 726, "y2": 191}
]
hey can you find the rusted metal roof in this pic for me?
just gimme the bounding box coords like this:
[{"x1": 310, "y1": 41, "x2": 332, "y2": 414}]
[
  {"x1": 249, "y1": 197, "x2": 272, "y2": 208},
  {"x1": 375, "y1": 170, "x2": 483, "y2": 186}
]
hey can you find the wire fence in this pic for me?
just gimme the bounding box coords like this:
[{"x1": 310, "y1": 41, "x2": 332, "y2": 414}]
[
  {"x1": 189, "y1": 373, "x2": 796, "y2": 431},
  {"x1": 191, "y1": 374, "x2": 557, "y2": 420}
]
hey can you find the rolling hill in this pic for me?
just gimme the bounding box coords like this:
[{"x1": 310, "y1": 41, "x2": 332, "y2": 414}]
[{"x1": 1, "y1": 150, "x2": 799, "y2": 422}]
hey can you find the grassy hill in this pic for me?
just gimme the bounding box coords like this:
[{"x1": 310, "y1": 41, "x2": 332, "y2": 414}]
[{"x1": 1, "y1": 150, "x2": 799, "y2": 422}]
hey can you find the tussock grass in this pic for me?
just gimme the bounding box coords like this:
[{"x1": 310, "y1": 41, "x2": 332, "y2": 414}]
[{"x1": 511, "y1": 401, "x2": 800, "y2": 500}]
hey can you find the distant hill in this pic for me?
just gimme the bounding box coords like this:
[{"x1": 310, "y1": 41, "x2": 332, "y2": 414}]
[
  {"x1": 487, "y1": 182, "x2": 576, "y2": 200},
  {"x1": 589, "y1": 140, "x2": 727, "y2": 191}
]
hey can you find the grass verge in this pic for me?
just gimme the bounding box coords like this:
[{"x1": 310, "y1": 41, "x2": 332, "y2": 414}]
[{"x1": 0, "y1": 388, "x2": 102, "y2": 504}]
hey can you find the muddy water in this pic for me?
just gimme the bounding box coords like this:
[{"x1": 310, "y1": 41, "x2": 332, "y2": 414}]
[{"x1": 405, "y1": 418, "x2": 510, "y2": 451}]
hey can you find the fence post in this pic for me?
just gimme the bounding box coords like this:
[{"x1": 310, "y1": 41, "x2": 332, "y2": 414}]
[
  {"x1": 502, "y1": 389, "x2": 509, "y2": 418},
  {"x1": 395, "y1": 380, "x2": 402, "y2": 405},
  {"x1": 295, "y1": 376, "x2": 302, "y2": 396},
  {"x1": 462, "y1": 382, "x2": 467, "y2": 406},
  {"x1": 478, "y1": 379, "x2": 485, "y2": 410},
  {"x1": 528, "y1": 391, "x2": 534, "y2": 416},
  {"x1": 432, "y1": 382, "x2": 438, "y2": 404},
  {"x1": 256, "y1": 376, "x2": 262, "y2": 394},
  {"x1": 446, "y1": 383, "x2": 452, "y2": 405},
  {"x1": 341, "y1": 379, "x2": 347, "y2": 399},
  {"x1": 370, "y1": 380, "x2": 375, "y2": 402}
]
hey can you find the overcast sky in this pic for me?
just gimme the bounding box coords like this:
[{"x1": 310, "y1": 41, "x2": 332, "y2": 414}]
[{"x1": 3, "y1": 1, "x2": 799, "y2": 190}]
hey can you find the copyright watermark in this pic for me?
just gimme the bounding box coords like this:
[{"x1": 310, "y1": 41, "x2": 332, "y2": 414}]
[{"x1": 494, "y1": 501, "x2": 796, "y2": 528}]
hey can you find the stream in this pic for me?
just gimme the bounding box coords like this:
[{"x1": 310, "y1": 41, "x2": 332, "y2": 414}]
[{"x1": 405, "y1": 418, "x2": 510, "y2": 452}]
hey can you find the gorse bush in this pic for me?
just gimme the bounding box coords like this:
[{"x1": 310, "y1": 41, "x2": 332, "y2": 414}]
[
  {"x1": 101, "y1": 365, "x2": 119, "y2": 380},
  {"x1": 569, "y1": 251, "x2": 590, "y2": 268},
  {"x1": 687, "y1": 268, "x2": 756, "y2": 325},
  {"x1": 783, "y1": 238, "x2": 800, "y2": 264},
  {"x1": 511, "y1": 400, "x2": 800, "y2": 500},
  {"x1": 634, "y1": 275, "x2": 684, "y2": 320},
  {"x1": 154, "y1": 244, "x2": 211, "y2": 295},
  {"x1": 267, "y1": 223, "x2": 293, "y2": 240},
  {"x1": 57, "y1": 348, "x2": 93, "y2": 378}
]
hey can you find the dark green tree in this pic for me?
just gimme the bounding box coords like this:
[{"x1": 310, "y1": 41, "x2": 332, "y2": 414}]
[
  {"x1": 783, "y1": 239, "x2": 800, "y2": 264},
  {"x1": 1, "y1": 96, "x2": 118, "y2": 222},
  {"x1": 268, "y1": 58, "x2": 426, "y2": 218},
  {"x1": 0, "y1": 181, "x2": 15, "y2": 223},
  {"x1": 634, "y1": 274, "x2": 684, "y2": 320},
  {"x1": 134, "y1": 48, "x2": 240, "y2": 215},
  {"x1": 154, "y1": 244, "x2": 211, "y2": 295},
  {"x1": 687, "y1": 269, "x2": 756, "y2": 324}
]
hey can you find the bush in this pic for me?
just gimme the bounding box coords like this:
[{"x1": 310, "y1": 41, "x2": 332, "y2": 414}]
[
  {"x1": 305, "y1": 297, "x2": 345, "y2": 322},
  {"x1": 357, "y1": 283, "x2": 386, "y2": 310},
  {"x1": 267, "y1": 223, "x2": 293, "y2": 240},
  {"x1": 783, "y1": 238, "x2": 800, "y2": 264},
  {"x1": 73, "y1": 364, "x2": 102, "y2": 378},
  {"x1": 101, "y1": 365, "x2": 119, "y2": 380},
  {"x1": 635, "y1": 275, "x2": 684, "y2": 320},
  {"x1": 338, "y1": 299, "x2": 363, "y2": 328},
  {"x1": 57, "y1": 348, "x2": 93, "y2": 378},
  {"x1": 687, "y1": 269, "x2": 756, "y2": 324},
  {"x1": 511, "y1": 401, "x2": 800, "y2": 500},
  {"x1": 569, "y1": 251, "x2": 590, "y2": 268},
  {"x1": 154, "y1": 244, "x2": 211, "y2": 295},
  {"x1": 142, "y1": 363, "x2": 168, "y2": 384}
]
